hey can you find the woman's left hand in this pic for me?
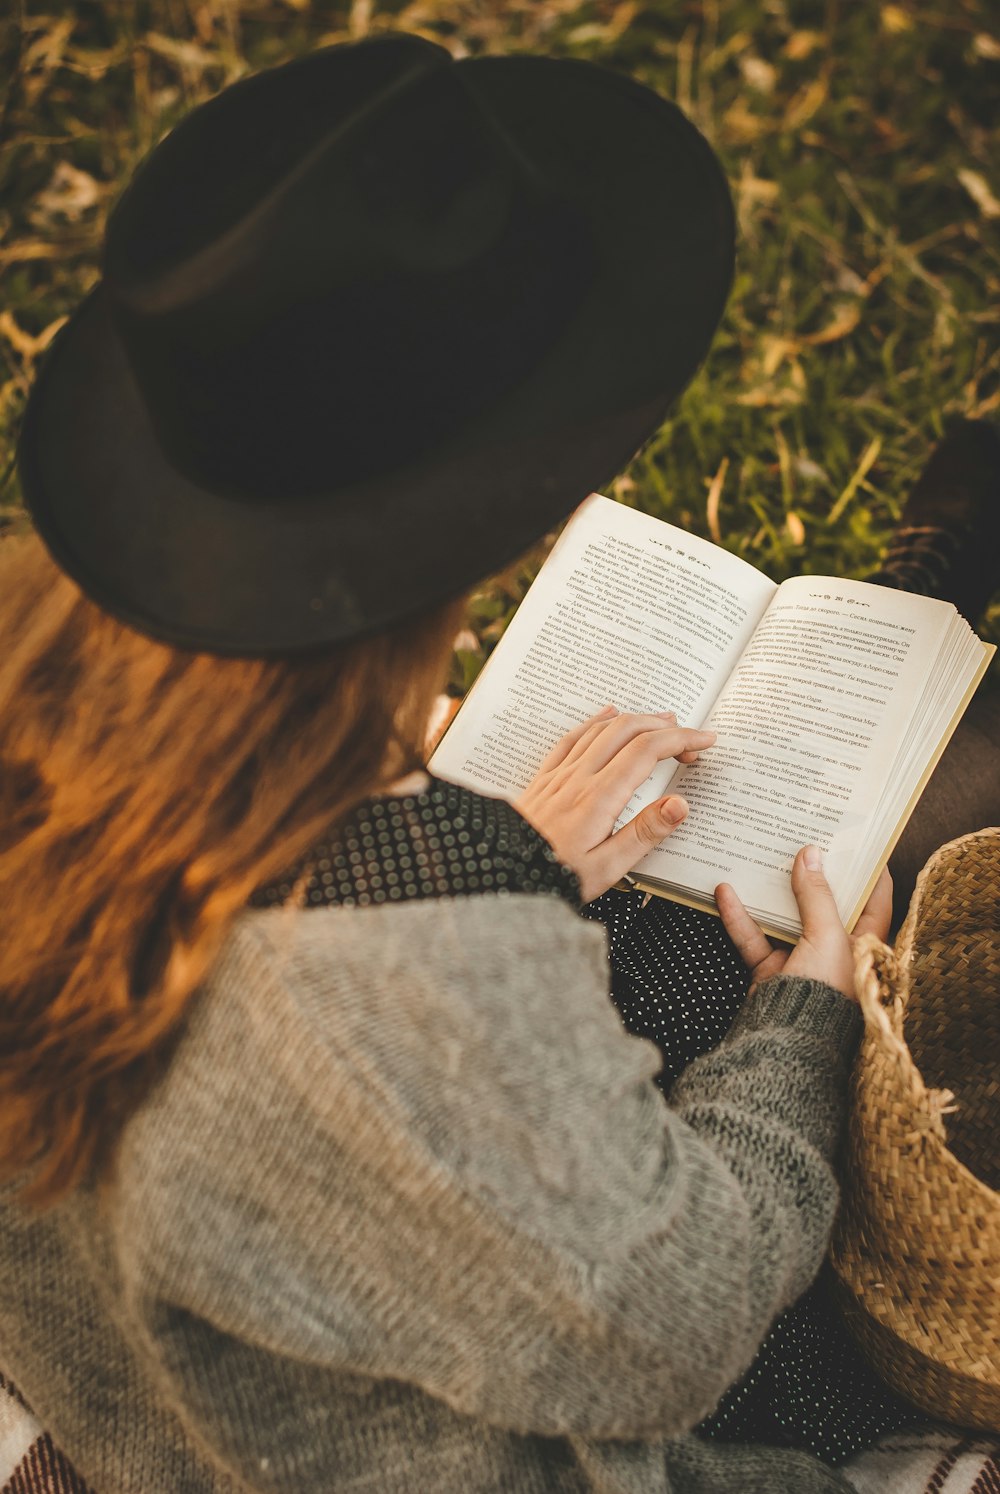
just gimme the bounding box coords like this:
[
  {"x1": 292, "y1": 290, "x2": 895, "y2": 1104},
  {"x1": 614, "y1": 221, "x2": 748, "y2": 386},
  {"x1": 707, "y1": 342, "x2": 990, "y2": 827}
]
[
  {"x1": 715, "y1": 855, "x2": 894, "y2": 1000},
  {"x1": 513, "y1": 704, "x2": 716, "y2": 903}
]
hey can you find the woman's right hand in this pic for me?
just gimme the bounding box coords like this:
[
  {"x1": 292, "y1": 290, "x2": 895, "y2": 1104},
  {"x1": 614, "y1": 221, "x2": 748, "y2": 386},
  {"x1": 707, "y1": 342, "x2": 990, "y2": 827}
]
[
  {"x1": 715, "y1": 846, "x2": 893, "y2": 1001},
  {"x1": 513, "y1": 705, "x2": 715, "y2": 903}
]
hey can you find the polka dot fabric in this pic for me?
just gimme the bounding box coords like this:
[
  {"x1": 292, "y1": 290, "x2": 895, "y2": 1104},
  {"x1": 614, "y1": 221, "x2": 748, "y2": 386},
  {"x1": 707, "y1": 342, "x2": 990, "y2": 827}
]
[
  {"x1": 249, "y1": 774, "x2": 927, "y2": 1465},
  {"x1": 578, "y1": 886, "x2": 747, "y2": 1089},
  {"x1": 247, "y1": 774, "x2": 582, "y2": 912}
]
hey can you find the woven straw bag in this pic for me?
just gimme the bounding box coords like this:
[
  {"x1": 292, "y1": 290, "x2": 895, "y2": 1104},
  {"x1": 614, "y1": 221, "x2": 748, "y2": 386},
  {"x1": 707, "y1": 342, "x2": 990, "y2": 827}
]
[{"x1": 829, "y1": 826, "x2": 1000, "y2": 1432}]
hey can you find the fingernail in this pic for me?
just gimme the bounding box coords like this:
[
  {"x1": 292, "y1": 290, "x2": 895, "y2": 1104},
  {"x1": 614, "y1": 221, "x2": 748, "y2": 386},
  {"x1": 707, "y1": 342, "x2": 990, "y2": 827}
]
[
  {"x1": 804, "y1": 844, "x2": 822, "y2": 870},
  {"x1": 660, "y1": 796, "x2": 688, "y2": 824},
  {"x1": 596, "y1": 704, "x2": 617, "y2": 717},
  {"x1": 656, "y1": 710, "x2": 677, "y2": 718}
]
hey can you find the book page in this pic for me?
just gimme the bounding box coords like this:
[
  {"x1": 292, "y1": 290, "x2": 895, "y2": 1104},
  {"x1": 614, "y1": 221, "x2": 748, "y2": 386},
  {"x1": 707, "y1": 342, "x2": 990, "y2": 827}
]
[
  {"x1": 430, "y1": 494, "x2": 777, "y2": 809},
  {"x1": 632, "y1": 576, "x2": 955, "y2": 927}
]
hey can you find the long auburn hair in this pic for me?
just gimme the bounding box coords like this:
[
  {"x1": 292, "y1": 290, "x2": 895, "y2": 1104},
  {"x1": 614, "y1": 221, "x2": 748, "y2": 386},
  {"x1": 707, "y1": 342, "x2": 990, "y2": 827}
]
[{"x1": 0, "y1": 529, "x2": 467, "y2": 1209}]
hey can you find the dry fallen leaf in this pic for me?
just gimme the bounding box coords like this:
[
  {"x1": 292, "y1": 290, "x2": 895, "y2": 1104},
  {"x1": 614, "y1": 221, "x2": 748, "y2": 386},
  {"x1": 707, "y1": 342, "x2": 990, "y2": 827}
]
[
  {"x1": 784, "y1": 78, "x2": 827, "y2": 132},
  {"x1": 566, "y1": 22, "x2": 614, "y2": 45},
  {"x1": 30, "y1": 161, "x2": 102, "y2": 226},
  {"x1": 973, "y1": 33, "x2": 1000, "y2": 61},
  {"x1": 0, "y1": 239, "x2": 69, "y2": 267},
  {"x1": 63, "y1": 43, "x2": 128, "y2": 79},
  {"x1": 740, "y1": 56, "x2": 777, "y2": 94},
  {"x1": 760, "y1": 335, "x2": 797, "y2": 378},
  {"x1": 958, "y1": 168, "x2": 1000, "y2": 220},
  {"x1": 970, "y1": 388, "x2": 1000, "y2": 418},
  {"x1": 705, "y1": 457, "x2": 729, "y2": 545},
  {"x1": 785, "y1": 511, "x2": 806, "y2": 545},
  {"x1": 739, "y1": 170, "x2": 780, "y2": 205},
  {"x1": 721, "y1": 98, "x2": 767, "y2": 144},
  {"x1": 143, "y1": 32, "x2": 221, "y2": 72},
  {"x1": 798, "y1": 303, "x2": 862, "y2": 346},
  {"x1": 608, "y1": 2, "x2": 640, "y2": 42},
  {"x1": 736, "y1": 387, "x2": 804, "y2": 408},
  {"x1": 881, "y1": 4, "x2": 913, "y2": 33},
  {"x1": 794, "y1": 456, "x2": 828, "y2": 483},
  {"x1": 783, "y1": 30, "x2": 825, "y2": 61},
  {"x1": 21, "y1": 16, "x2": 77, "y2": 106},
  {"x1": 0, "y1": 310, "x2": 69, "y2": 360},
  {"x1": 349, "y1": 0, "x2": 374, "y2": 34}
]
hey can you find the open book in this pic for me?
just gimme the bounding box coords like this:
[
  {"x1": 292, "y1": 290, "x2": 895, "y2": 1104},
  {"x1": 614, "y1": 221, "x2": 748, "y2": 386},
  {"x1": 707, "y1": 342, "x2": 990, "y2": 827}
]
[{"x1": 430, "y1": 493, "x2": 994, "y2": 939}]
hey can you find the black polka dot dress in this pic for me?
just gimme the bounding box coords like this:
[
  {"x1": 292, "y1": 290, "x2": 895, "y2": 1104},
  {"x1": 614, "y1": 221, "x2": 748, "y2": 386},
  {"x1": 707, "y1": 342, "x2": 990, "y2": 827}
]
[{"x1": 248, "y1": 774, "x2": 928, "y2": 1466}]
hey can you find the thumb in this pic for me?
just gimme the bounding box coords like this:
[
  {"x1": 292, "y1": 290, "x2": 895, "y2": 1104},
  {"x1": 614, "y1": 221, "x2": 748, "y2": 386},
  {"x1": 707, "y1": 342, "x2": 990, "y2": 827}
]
[
  {"x1": 603, "y1": 794, "x2": 688, "y2": 886},
  {"x1": 790, "y1": 845, "x2": 843, "y2": 939},
  {"x1": 639, "y1": 793, "x2": 689, "y2": 846}
]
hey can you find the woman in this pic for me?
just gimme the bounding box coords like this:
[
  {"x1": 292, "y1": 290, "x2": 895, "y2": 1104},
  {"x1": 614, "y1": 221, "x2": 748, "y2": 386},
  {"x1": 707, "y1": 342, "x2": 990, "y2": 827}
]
[{"x1": 1, "y1": 30, "x2": 907, "y2": 1494}]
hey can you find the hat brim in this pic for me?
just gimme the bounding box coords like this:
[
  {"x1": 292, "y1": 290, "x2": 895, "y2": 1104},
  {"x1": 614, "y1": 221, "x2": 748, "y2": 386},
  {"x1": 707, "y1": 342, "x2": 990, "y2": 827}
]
[{"x1": 17, "y1": 52, "x2": 734, "y2": 656}]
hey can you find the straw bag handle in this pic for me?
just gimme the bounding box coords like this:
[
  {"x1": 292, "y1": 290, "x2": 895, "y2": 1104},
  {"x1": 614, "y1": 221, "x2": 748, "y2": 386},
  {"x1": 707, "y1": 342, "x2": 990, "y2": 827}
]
[
  {"x1": 852, "y1": 931, "x2": 958, "y2": 1144},
  {"x1": 853, "y1": 932, "x2": 906, "y2": 1048}
]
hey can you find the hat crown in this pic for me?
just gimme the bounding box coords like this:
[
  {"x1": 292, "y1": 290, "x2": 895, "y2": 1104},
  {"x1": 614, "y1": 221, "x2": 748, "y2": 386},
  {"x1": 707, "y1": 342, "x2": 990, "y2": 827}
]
[{"x1": 101, "y1": 35, "x2": 599, "y2": 501}]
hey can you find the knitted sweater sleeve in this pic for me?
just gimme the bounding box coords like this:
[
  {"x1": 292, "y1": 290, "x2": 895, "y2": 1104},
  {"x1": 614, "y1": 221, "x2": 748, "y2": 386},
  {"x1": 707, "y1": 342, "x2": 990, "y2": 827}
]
[{"x1": 114, "y1": 894, "x2": 860, "y2": 1449}]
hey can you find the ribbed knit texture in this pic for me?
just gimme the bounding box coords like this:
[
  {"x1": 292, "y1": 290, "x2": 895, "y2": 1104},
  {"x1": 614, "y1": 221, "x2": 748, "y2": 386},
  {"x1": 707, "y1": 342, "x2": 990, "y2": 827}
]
[{"x1": 0, "y1": 895, "x2": 861, "y2": 1492}]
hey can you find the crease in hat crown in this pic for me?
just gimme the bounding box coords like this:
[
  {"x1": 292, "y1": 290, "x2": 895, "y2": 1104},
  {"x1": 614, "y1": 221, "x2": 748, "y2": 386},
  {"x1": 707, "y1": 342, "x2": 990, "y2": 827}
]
[
  {"x1": 86, "y1": 35, "x2": 601, "y2": 502},
  {"x1": 103, "y1": 36, "x2": 551, "y2": 317}
]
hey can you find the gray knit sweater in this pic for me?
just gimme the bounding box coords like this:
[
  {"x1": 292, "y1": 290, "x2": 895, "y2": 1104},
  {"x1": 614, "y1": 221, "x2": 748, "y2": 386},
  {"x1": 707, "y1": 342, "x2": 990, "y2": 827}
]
[{"x1": 0, "y1": 893, "x2": 863, "y2": 1493}]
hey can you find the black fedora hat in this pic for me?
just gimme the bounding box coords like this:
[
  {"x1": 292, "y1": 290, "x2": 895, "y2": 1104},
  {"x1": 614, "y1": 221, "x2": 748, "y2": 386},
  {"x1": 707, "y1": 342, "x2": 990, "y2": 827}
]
[{"x1": 17, "y1": 32, "x2": 735, "y2": 656}]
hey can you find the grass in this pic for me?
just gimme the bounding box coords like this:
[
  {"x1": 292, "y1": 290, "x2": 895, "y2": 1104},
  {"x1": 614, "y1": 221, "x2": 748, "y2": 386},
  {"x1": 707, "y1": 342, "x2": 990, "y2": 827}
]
[{"x1": 1, "y1": 0, "x2": 998, "y2": 694}]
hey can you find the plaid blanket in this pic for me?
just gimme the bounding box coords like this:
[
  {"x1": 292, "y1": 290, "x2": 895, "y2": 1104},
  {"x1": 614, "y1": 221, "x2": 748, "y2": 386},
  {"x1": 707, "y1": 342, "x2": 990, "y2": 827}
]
[
  {"x1": 842, "y1": 1426, "x2": 1000, "y2": 1494},
  {"x1": 2, "y1": 1368, "x2": 998, "y2": 1494},
  {"x1": 0, "y1": 1374, "x2": 93, "y2": 1493}
]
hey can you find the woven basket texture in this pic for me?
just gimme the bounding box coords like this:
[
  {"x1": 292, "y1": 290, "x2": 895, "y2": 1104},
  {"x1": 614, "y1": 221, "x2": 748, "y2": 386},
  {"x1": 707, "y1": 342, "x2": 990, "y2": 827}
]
[{"x1": 830, "y1": 826, "x2": 1000, "y2": 1432}]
